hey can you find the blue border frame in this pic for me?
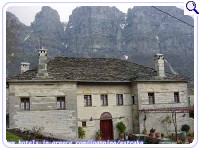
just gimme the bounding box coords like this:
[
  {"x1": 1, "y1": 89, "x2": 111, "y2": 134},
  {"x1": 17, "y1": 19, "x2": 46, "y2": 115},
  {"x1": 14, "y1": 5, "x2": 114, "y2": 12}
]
[{"x1": 2, "y1": 1, "x2": 198, "y2": 148}]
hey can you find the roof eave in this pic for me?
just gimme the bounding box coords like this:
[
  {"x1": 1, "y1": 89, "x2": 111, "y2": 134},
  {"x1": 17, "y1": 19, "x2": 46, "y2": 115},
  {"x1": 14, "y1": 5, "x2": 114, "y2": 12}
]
[
  {"x1": 7, "y1": 79, "x2": 188, "y2": 84},
  {"x1": 7, "y1": 79, "x2": 132, "y2": 83},
  {"x1": 135, "y1": 79, "x2": 188, "y2": 82}
]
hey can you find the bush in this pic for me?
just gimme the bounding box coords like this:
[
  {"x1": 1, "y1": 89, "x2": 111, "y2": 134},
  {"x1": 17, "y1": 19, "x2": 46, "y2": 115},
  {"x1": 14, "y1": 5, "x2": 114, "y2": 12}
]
[
  {"x1": 6, "y1": 130, "x2": 23, "y2": 143},
  {"x1": 96, "y1": 130, "x2": 102, "y2": 137},
  {"x1": 150, "y1": 128, "x2": 156, "y2": 133},
  {"x1": 78, "y1": 126, "x2": 86, "y2": 139},
  {"x1": 187, "y1": 131, "x2": 194, "y2": 137},
  {"x1": 116, "y1": 121, "x2": 126, "y2": 134},
  {"x1": 181, "y1": 124, "x2": 190, "y2": 133},
  {"x1": 32, "y1": 126, "x2": 44, "y2": 138}
]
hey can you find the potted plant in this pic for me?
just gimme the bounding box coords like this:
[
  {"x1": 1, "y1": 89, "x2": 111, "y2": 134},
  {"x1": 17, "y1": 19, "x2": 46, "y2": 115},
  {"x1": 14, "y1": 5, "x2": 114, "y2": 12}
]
[
  {"x1": 78, "y1": 126, "x2": 86, "y2": 139},
  {"x1": 181, "y1": 124, "x2": 190, "y2": 134},
  {"x1": 128, "y1": 133, "x2": 133, "y2": 140},
  {"x1": 96, "y1": 130, "x2": 102, "y2": 140},
  {"x1": 142, "y1": 127, "x2": 147, "y2": 135},
  {"x1": 187, "y1": 132, "x2": 194, "y2": 143},
  {"x1": 149, "y1": 128, "x2": 156, "y2": 138},
  {"x1": 155, "y1": 132, "x2": 161, "y2": 138},
  {"x1": 116, "y1": 121, "x2": 126, "y2": 140},
  {"x1": 161, "y1": 132, "x2": 164, "y2": 138}
]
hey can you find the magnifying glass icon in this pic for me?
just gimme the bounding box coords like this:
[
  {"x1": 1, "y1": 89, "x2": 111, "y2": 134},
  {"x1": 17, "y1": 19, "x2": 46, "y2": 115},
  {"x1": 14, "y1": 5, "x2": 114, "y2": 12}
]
[{"x1": 186, "y1": 1, "x2": 199, "y2": 14}]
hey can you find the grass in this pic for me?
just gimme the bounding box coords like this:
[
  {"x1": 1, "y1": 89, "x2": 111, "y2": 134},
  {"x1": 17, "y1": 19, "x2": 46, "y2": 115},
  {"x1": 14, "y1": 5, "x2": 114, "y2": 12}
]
[{"x1": 6, "y1": 130, "x2": 23, "y2": 144}]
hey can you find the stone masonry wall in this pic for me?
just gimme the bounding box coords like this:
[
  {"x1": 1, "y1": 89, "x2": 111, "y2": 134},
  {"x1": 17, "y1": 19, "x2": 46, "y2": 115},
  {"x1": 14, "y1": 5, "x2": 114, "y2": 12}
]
[
  {"x1": 6, "y1": 86, "x2": 10, "y2": 128},
  {"x1": 77, "y1": 83, "x2": 135, "y2": 140},
  {"x1": 136, "y1": 82, "x2": 193, "y2": 135},
  {"x1": 131, "y1": 83, "x2": 140, "y2": 133},
  {"x1": 6, "y1": 86, "x2": 9, "y2": 115},
  {"x1": 8, "y1": 82, "x2": 78, "y2": 140},
  {"x1": 14, "y1": 110, "x2": 76, "y2": 140},
  {"x1": 137, "y1": 82, "x2": 188, "y2": 109}
]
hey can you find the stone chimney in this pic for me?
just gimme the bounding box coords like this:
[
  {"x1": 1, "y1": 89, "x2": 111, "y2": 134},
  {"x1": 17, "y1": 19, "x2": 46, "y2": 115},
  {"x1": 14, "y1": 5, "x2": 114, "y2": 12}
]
[
  {"x1": 21, "y1": 62, "x2": 30, "y2": 73},
  {"x1": 154, "y1": 53, "x2": 165, "y2": 77},
  {"x1": 38, "y1": 48, "x2": 48, "y2": 78}
]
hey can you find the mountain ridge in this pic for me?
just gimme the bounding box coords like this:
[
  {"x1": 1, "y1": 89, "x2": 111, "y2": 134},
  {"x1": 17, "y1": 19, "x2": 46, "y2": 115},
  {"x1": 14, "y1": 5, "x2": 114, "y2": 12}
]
[{"x1": 6, "y1": 6, "x2": 194, "y2": 85}]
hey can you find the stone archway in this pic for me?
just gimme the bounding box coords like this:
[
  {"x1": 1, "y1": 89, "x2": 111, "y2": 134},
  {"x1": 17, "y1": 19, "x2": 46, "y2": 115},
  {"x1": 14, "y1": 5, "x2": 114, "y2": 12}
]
[{"x1": 100, "y1": 112, "x2": 113, "y2": 140}]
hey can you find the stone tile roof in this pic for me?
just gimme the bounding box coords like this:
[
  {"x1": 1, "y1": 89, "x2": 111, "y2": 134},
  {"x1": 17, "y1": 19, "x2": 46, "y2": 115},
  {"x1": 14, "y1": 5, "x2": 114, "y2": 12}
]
[{"x1": 8, "y1": 57, "x2": 187, "y2": 82}]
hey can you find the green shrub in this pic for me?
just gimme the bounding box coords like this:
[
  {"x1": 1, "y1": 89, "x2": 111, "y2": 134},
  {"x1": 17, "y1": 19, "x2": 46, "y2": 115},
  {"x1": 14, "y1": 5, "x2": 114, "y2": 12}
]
[
  {"x1": 187, "y1": 131, "x2": 194, "y2": 137},
  {"x1": 96, "y1": 130, "x2": 102, "y2": 136},
  {"x1": 6, "y1": 130, "x2": 23, "y2": 143},
  {"x1": 150, "y1": 128, "x2": 156, "y2": 133},
  {"x1": 78, "y1": 126, "x2": 86, "y2": 139},
  {"x1": 116, "y1": 121, "x2": 126, "y2": 134},
  {"x1": 181, "y1": 124, "x2": 190, "y2": 133}
]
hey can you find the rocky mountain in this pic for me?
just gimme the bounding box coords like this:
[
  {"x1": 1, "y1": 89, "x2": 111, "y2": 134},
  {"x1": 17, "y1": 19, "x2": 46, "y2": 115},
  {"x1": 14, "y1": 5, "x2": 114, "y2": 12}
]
[
  {"x1": 123, "y1": 6, "x2": 194, "y2": 83},
  {"x1": 6, "y1": 6, "x2": 66, "y2": 76},
  {"x1": 6, "y1": 6, "x2": 194, "y2": 84},
  {"x1": 64, "y1": 6, "x2": 125, "y2": 58},
  {"x1": 6, "y1": 11, "x2": 27, "y2": 76}
]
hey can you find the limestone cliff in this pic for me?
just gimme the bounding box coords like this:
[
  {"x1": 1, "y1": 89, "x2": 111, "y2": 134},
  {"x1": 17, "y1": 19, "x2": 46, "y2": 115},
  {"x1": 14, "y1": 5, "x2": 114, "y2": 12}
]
[{"x1": 6, "y1": 6, "x2": 194, "y2": 84}]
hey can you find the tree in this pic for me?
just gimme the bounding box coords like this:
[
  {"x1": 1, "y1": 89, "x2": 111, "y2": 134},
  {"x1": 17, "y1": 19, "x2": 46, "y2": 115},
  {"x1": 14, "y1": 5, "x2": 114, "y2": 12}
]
[{"x1": 161, "y1": 115, "x2": 172, "y2": 136}]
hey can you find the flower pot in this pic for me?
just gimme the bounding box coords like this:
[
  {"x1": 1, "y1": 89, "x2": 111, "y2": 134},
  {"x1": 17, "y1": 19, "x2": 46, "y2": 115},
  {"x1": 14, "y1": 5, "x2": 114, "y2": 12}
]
[
  {"x1": 149, "y1": 132, "x2": 155, "y2": 138},
  {"x1": 96, "y1": 136, "x2": 102, "y2": 141},
  {"x1": 143, "y1": 129, "x2": 148, "y2": 135},
  {"x1": 128, "y1": 134, "x2": 133, "y2": 140},
  {"x1": 119, "y1": 133, "x2": 125, "y2": 140},
  {"x1": 172, "y1": 134, "x2": 177, "y2": 141},
  {"x1": 188, "y1": 137, "x2": 194, "y2": 143},
  {"x1": 155, "y1": 132, "x2": 161, "y2": 138}
]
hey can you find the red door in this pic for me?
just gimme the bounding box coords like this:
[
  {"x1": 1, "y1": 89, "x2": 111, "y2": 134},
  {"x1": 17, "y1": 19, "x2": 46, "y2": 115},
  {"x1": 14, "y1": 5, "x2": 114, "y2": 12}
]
[{"x1": 100, "y1": 120, "x2": 113, "y2": 140}]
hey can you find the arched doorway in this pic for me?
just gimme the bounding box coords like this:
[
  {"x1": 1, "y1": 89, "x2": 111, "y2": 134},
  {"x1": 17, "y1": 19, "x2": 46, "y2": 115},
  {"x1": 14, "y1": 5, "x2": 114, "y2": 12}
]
[{"x1": 100, "y1": 112, "x2": 113, "y2": 140}]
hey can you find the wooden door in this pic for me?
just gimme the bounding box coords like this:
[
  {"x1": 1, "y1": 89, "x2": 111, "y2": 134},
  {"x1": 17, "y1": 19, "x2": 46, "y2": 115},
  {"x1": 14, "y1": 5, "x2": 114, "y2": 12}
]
[{"x1": 100, "y1": 120, "x2": 113, "y2": 140}]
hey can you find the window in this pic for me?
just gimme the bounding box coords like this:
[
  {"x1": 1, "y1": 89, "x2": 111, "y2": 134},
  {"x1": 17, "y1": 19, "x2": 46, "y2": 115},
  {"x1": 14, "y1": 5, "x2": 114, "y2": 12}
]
[
  {"x1": 132, "y1": 96, "x2": 135, "y2": 105},
  {"x1": 189, "y1": 110, "x2": 194, "y2": 119},
  {"x1": 21, "y1": 98, "x2": 30, "y2": 110},
  {"x1": 174, "y1": 92, "x2": 180, "y2": 103},
  {"x1": 84, "y1": 95, "x2": 92, "y2": 106},
  {"x1": 101, "y1": 94, "x2": 108, "y2": 106},
  {"x1": 188, "y1": 97, "x2": 191, "y2": 106},
  {"x1": 82, "y1": 122, "x2": 86, "y2": 127},
  {"x1": 57, "y1": 97, "x2": 65, "y2": 109},
  {"x1": 116, "y1": 94, "x2": 123, "y2": 105},
  {"x1": 148, "y1": 93, "x2": 155, "y2": 104}
]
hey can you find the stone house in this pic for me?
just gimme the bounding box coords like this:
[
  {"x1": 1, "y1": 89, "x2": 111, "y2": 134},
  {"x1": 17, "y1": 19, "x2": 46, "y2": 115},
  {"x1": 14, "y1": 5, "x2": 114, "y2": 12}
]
[
  {"x1": 188, "y1": 88, "x2": 194, "y2": 107},
  {"x1": 6, "y1": 47, "x2": 193, "y2": 140}
]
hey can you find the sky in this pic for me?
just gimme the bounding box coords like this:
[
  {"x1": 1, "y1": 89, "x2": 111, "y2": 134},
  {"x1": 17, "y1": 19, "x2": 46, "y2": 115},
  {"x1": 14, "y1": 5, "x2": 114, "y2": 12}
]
[{"x1": 7, "y1": 5, "x2": 184, "y2": 26}]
